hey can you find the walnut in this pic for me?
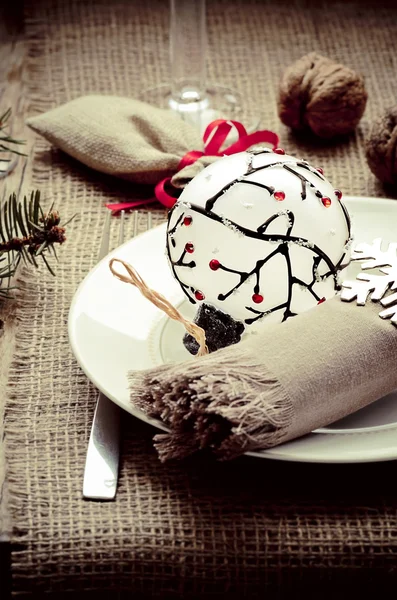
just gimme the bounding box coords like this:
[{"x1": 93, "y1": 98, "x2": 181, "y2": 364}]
[
  {"x1": 277, "y1": 52, "x2": 367, "y2": 138},
  {"x1": 365, "y1": 107, "x2": 397, "y2": 186}
]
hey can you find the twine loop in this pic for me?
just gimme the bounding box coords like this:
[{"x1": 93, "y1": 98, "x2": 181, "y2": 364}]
[{"x1": 109, "y1": 258, "x2": 208, "y2": 356}]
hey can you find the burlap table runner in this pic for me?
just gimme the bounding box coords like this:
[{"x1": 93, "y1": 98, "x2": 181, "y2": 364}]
[{"x1": 4, "y1": 0, "x2": 397, "y2": 597}]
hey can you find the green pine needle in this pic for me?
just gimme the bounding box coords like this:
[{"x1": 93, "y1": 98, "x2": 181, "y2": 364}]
[
  {"x1": 0, "y1": 108, "x2": 27, "y2": 158},
  {"x1": 0, "y1": 191, "x2": 74, "y2": 297},
  {"x1": 0, "y1": 108, "x2": 73, "y2": 299}
]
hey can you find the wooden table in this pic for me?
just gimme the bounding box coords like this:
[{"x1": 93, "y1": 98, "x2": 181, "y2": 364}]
[{"x1": 0, "y1": 4, "x2": 32, "y2": 596}]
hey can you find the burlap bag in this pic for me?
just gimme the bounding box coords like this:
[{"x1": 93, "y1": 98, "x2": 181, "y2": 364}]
[
  {"x1": 26, "y1": 95, "x2": 218, "y2": 187},
  {"x1": 129, "y1": 295, "x2": 397, "y2": 460}
]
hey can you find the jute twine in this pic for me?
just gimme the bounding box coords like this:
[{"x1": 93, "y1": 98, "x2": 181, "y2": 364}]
[{"x1": 109, "y1": 257, "x2": 208, "y2": 356}]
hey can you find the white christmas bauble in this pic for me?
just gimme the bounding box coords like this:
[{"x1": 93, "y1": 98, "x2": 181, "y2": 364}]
[{"x1": 166, "y1": 148, "x2": 352, "y2": 353}]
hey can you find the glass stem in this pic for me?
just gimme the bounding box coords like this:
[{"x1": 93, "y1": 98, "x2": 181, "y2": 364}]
[{"x1": 170, "y1": 0, "x2": 207, "y2": 105}]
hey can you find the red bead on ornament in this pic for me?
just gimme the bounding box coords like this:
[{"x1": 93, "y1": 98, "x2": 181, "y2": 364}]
[
  {"x1": 274, "y1": 148, "x2": 285, "y2": 155},
  {"x1": 334, "y1": 189, "x2": 342, "y2": 200},
  {"x1": 321, "y1": 196, "x2": 332, "y2": 208},
  {"x1": 317, "y1": 167, "x2": 324, "y2": 175},
  {"x1": 252, "y1": 293, "x2": 264, "y2": 304},
  {"x1": 183, "y1": 215, "x2": 193, "y2": 226},
  {"x1": 209, "y1": 259, "x2": 220, "y2": 271},
  {"x1": 274, "y1": 190, "x2": 285, "y2": 201},
  {"x1": 318, "y1": 297, "x2": 326, "y2": 305},
  {"x1": 185, "y1": 242, "x2": 194, "y2": 253},
  {"x1": 195, "y1": 290, "x2": 205, "y2": 301}
]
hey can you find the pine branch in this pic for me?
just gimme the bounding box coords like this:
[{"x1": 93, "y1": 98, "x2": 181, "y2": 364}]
[
  {"x1": 0, "y1": 108, "x2": 26, "y2": 157},
  {"x1": 0, "y1": 191, "x2": 74, "y2": 298}
]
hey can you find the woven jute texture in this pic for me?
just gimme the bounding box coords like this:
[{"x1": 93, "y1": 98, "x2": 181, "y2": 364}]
[{"x1": 5, "y1": 0, "x2": 397, "y2": 597}]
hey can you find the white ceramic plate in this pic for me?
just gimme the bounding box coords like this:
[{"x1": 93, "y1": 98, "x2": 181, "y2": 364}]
[{"x1": 69, "y1": 197, "x2": 397, "y2": 463}]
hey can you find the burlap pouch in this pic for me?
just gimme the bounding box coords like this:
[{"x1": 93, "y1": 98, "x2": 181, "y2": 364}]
[
  {"x1": 26, "y1": 95, "x2": 217, "y2": 186},
  {"x1": 128, "y1": 295, "x2": 397, "y2": 461}
]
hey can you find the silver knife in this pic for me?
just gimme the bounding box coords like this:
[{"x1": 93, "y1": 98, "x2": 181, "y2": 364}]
[{"x1": 82, "y1": 210, "x2": 124, "y2": 500}]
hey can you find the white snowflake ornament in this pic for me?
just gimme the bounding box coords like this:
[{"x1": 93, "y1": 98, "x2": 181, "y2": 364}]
[
  {"x1": 341, "y1": 238, "x2": 397, "y2": 325},
  {"x1": 166, "y1": 149, "x2": 352, "y2": 353}
]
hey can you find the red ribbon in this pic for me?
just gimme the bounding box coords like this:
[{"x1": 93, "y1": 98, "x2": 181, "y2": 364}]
[
  {"x1": 106, "y1": 119, "x2": 279, "y2": 213},
  {"x1": 104, "y1": 198, "x2": 155, "y2": 213}
]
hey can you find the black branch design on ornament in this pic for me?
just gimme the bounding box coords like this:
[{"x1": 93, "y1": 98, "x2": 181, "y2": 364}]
[
  {"x1": 212, "y1": 209, "x2": 330, "y2": 323},
  {"x1": 166, "y1": 152, "x2": 351, "y2": 310},
  {"x1": 166, "y1": 210, "x2": 198, "y2": 304},
  {"x1": 205, "y1": 157, "x2": 329, "y2": 212},
  {"x1": 292, "y1": 255, "x2": 324, "y2": 301},
  {"x1": 168, "y1": 211, "x2": 196, "y2": 269},
  {"x1": 244, "y1": 302, "x2": 296, "y2": 326},
  {"x1": 245, "y1": 256, "x2": 327, "y2": 325},
  {"x1": 167, "y1": 198, "x2": 345, "y2": 309},
  {"x1": 216, "y1": 244, "x2": 284, "y2": 302},
  {"x1": 173, "y1": 248, "x2": 196, "y2": 269},
  {"x1": 176, "y1": 200, "x2": 343, "y2": 278}
]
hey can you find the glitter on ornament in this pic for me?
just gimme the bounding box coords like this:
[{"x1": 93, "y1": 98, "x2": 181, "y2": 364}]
[
  {"x1": 277, "y1": 210, "x2": 293, "y2": 227},
  {"x1": 345, "y1": 237, "x2": 354, "y2": 252},
  {"x1": 221, "y1": 217, "x2": 244, "y2": 237},
  {"x1": 293, "y1": 239, "x2": 315, "y2": 249},
  {"x1": 180, "y1": 201, "x2": 192, "y2": 209},
  {"x1": 246, "y1": 154, "x2": 254, "y2": 173},
  {"x1": 250, "y1": 147, "x2": 273, "y2": 155},
  {"x1": 241, "y1": 200, "x2": 254, "y2": 209}
]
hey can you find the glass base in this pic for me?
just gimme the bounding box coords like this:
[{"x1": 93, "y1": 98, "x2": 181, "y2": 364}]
[{"x1": 140, "y1": 84, "x2": 260, "y2": 134}]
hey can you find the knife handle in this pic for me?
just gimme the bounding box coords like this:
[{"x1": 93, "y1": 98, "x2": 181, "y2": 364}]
[{"x1": 83, "y1": 394, "x2": 120, "y2": 500}]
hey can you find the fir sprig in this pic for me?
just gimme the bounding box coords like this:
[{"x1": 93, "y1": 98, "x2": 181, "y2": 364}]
[
  {"x1": 0, "y1": 108, "x2": 26, "y2": 158},
  {"x1": 0, "y1": 191, "x2": 74, "y2": 298}
]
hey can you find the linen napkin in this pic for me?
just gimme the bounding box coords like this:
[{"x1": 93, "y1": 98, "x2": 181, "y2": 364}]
[
  {"x1": 128, "y1": 295, "x2": 397, "y2": 460},
  {"x1": 26, "y1": 95, "x2": 216, "y2": 187}
]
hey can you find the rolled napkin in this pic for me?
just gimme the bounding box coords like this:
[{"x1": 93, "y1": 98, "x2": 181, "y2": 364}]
[{"x1": 128, "y1": 295, "x2": 397, "y2": 461}]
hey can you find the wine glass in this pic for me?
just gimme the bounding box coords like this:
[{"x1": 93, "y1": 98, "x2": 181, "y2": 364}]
[{"x1": 141, "y1": 0, "x2": 260, "y2": 133}]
